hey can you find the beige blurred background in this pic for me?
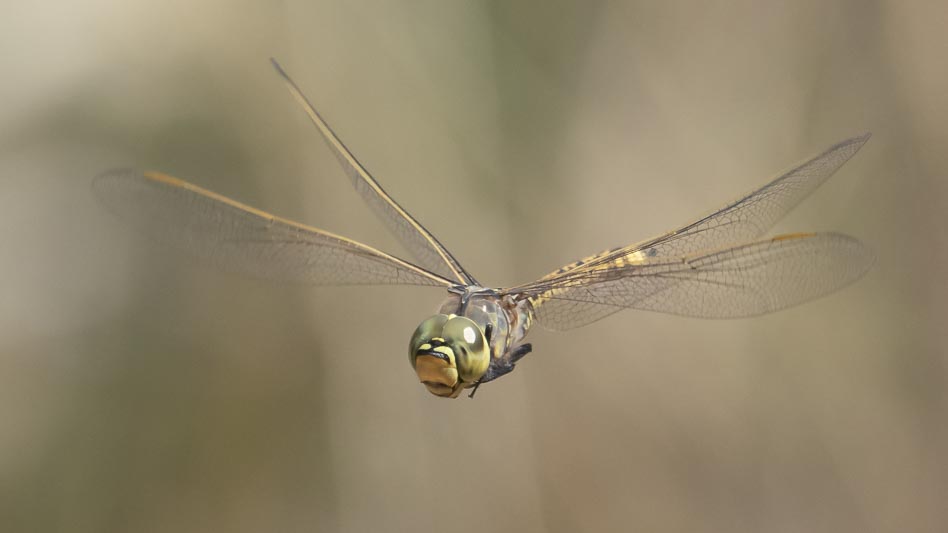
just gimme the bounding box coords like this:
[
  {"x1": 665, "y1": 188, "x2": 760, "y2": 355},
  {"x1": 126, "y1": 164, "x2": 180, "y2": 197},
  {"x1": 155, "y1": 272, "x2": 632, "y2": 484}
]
[{"x1": 1, "y1": 1, "x2": 946, "y2": 532}]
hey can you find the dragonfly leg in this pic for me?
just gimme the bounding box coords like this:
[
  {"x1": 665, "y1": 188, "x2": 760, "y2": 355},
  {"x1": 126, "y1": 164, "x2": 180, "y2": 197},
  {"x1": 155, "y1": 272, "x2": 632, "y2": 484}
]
[
  {"x1": 508, "y1": 343, "x2": 532, "y2": 364},
  {"x1": 467, "y1": 343, "x2": 533, "y2": 398}
]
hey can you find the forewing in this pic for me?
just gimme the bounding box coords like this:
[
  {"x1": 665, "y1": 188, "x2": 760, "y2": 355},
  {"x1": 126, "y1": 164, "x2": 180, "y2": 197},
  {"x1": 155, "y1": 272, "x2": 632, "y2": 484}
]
[
  {"x1": 547, "y1": 133, "x2": 871, "y2": 279},
  {"x1": 93, "y1": 169, "x2": 453, "y2": 287},
  {"x1": 271, "y1": 59, "x2": 475, "y2": 285},
  {"x1": 525, "y1": 233, "x2": 873, "y2": 330}
]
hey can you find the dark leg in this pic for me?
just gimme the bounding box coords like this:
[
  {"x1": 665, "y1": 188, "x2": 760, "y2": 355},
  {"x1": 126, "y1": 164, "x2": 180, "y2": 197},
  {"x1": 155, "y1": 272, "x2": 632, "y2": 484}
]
[
  {"x1": 507, "y1": 343, "x2": 532, "y2": 364},
  {"x1": 468, "y1": 344, "x2": 533, "y2": 398}
]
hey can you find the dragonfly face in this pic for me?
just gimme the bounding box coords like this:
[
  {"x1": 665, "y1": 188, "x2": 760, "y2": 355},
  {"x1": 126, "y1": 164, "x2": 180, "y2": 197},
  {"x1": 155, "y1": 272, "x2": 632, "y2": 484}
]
[
  {"x1": 93, "y1": 59, "x2": 875, "y2": 399},
  {"x1": 409, "y1": 314, "x2": 490, "y2": 397}
]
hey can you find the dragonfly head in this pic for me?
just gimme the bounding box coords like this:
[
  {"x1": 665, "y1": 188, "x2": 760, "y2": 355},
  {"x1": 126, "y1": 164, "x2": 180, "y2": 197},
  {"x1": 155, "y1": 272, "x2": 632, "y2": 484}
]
[{"x1": 409, "y1": 314, "x2": 490, "y2": 398}]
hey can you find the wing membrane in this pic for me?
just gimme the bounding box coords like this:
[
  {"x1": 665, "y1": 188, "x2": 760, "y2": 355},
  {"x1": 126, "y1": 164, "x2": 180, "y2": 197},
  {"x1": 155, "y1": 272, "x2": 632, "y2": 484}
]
[
  {"x1": 271, "y1": 59, "x2": 475, "y2": 285},
  {"x1": 506, "y1": 134, "x2": 872, "y2": 329},
  {"x1": 525, "y1": 233, "x2": 873, "y2": 330},
  {"x1": 93, "y1": 169, "x2": 453, "y2": 287},
  {"x1": 549, "y1": 133, "x2": 871, "y2": 279}
]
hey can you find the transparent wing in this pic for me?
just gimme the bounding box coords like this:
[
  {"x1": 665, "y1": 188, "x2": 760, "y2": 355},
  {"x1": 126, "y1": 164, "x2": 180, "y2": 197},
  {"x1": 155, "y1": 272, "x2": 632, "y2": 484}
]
[
  {"x1": 271, "y1": 59, "x2": 476, "y2": 285},
  {"x1": 93, "y1": 169, "x2": 453, "y2": 287},
  {"x1": 545, "y1": 133, "x2": 871, "y2": 280},
  {"x1": 522, "y1": 233, "x2": 873, "y2": 330},
  {"x1": 505, "y1": 134, "x2": 871, "y2": 329}
]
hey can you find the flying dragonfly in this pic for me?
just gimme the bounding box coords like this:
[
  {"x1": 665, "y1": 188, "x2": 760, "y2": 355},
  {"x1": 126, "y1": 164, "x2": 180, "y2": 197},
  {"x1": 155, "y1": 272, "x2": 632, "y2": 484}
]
[{"x1": 94, "y1": 59, "x2": 874, "y2": 399}]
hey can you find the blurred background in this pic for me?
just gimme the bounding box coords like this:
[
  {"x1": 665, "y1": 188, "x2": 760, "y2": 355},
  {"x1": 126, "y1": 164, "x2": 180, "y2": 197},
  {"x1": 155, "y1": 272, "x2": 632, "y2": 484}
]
[{"x1": 1, "y1": 1, "x2": 946, "y2": 532}]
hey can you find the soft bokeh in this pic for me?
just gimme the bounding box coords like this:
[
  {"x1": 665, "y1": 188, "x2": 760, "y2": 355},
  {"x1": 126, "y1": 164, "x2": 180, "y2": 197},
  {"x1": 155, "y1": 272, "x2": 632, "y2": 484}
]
[{"x1": 2, "y1": 1, "x2": 945, "y2": 532}]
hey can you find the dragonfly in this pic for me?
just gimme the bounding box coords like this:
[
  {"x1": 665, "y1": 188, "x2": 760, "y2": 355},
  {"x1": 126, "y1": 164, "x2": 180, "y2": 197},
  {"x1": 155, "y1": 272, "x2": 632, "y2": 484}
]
[{"x1": 94, "y1": 59, "x2": 874, "y2": 399}]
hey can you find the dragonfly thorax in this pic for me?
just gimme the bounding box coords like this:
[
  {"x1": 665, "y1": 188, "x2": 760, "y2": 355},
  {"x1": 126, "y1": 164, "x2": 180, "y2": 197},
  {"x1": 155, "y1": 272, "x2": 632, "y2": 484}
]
[{"x1": 440, "y1": 288, "x2": 516, "y2": 362}]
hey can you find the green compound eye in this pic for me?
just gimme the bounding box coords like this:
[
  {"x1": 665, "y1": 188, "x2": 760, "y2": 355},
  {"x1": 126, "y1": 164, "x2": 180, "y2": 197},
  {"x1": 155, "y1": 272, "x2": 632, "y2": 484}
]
[
  {"x1": 441, "y1": 316, "x2": 489, "y2": 383},
  {"x1": 408, "y1": 314, "x2": 490, "y2": 397},
  {"x1": 408, "y1": 314, "x2": 450, "y2": 369}
]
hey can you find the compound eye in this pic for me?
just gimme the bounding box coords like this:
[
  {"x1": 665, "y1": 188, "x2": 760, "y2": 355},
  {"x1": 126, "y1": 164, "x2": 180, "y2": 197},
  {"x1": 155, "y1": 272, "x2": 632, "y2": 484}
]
[
  {"x1": 442, "y1": 316, "x2": 490, "y2": 383},
  {"x1": 408, "y1": 314, "x2": 450, "y2": 367}
]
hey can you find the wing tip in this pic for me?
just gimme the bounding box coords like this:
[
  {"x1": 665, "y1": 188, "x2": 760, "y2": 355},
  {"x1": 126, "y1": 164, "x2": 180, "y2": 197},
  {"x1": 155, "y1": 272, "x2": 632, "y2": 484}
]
[
  {"x1": 92, "y1": 167, "x2": 139, "y2": 190},
  {"x1": 815, "y1": 231, "x2": 877, "y2": 281},
  {"x1": 848, "y1": 234, "x2": 876, "y2": 278},
  {"x1": 92, "y1": 169, "x2": 192, "y2": 206},
  {"x1": 270, "y1": 57, "x2": 289, "y2": 80},
  {"x1": 270, "y1": 57, "x2": 304, "y2": 94},
  {"x1": 841, "y1": 131, "x2": 872, "y2": 152}
]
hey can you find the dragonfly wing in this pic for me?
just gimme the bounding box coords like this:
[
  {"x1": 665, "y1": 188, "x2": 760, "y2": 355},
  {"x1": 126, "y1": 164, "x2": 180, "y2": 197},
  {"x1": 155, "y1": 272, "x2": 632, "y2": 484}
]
[
  {"x1": 271, "y1": 59, "x2": 475, "y2": 285},
  {"x1": 548, "y1": 134, "x2": 871, "y2": 281},
  {"x1": 519, "y1": 233, "x2": 873, "y2": 330},
  {"x1": 93, "y1": 169, "x2": 453, "y2": 287},
  {"x1": 505, "y1": 134, "x2": 872, "y2": 330}
]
